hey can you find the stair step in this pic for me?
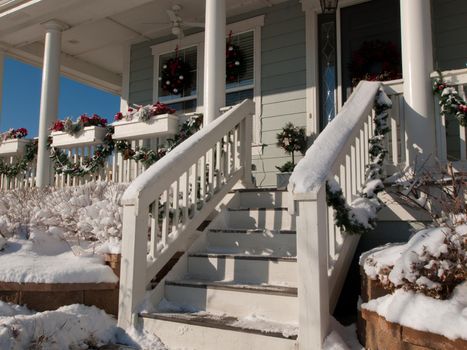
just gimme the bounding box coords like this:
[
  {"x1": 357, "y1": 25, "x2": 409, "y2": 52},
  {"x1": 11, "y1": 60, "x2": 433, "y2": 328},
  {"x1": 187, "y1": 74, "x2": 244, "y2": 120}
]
[
  {"x1": 187, "y1": 253, "x2": 297, "y2": 286},
  {"x1": 206, "y1": 229, "x2": 296, "y2": 256},
  {"x1": 140, "y1": 311, "x2": 298, "y2": 340},
  {"x1": 141, "y1": 311, "x2": 297, "y2": 350},
  {"x1": 163, "y1": 279, "x2": 297, "y2": 323},
  {"x1": 225, "y1": 208, "x2": 294, "y2": 230},
  {"x1": 234, "y1": 189, "x2": 289, "y2": 209}
]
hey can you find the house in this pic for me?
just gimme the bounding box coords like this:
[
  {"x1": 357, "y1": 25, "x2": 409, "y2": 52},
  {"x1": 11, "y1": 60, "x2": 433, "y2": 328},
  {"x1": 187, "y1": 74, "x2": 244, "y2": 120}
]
[{"x1": 0, "y1": 0, "x2": 465, "y2": 349}]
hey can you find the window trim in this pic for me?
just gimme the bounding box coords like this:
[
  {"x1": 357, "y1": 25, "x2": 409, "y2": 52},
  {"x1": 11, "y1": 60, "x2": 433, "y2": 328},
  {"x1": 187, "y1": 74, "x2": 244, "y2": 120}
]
[{"x1": 151, "y1": 15, "x2": 264, "y2": 143}]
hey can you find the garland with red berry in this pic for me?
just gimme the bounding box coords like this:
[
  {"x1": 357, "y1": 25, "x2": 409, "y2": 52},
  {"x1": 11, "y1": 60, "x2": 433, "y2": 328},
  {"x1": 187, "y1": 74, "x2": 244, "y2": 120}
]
[
  {"x1": 0, "y1": 140, "x2": 38, "y2": 178},
  {"x1": 433, "y1": 73, "x2": 467, "y2": 127},
  {"x1": 159, "y1": 48, "x2": 192, "y2": 95},
  {"x1": 226, "y1": 31, "x2": 244, "y2": 83},
  {"x1": 350, "y1": 40, "x2": 402, "y2": 87}
]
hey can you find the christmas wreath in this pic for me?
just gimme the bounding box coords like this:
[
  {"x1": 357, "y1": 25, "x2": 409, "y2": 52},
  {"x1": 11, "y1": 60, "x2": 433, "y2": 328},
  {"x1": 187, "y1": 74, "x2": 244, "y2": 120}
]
[
  {"x1": 226, "y1": 31, "x2": 244, "y2": 83},
  {"x1": 160, "y1": 48, "x2": 192, "y2": 95},
  {"x1": 350, "y1": 40, "x2": 402, "y2": 86}
]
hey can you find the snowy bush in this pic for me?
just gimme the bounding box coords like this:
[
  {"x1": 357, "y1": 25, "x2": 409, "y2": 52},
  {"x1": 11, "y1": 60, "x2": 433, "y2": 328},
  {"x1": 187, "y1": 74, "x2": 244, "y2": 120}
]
[
  {"x1": 0, "y1": 182, "x2": 127, "y2": 243},
  {"x1": 362, "y1": 225, "x2": 466, "y2": 299}
]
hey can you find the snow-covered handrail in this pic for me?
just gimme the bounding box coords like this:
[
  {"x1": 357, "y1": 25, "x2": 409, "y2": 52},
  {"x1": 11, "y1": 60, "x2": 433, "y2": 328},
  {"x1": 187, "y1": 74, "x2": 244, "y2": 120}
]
[
  {"x1": 118, "y1": 99, "x2": 254, "y2": 328},
  {"x1": 288, "y1": 81, "x2": 382, "y2": 350}
]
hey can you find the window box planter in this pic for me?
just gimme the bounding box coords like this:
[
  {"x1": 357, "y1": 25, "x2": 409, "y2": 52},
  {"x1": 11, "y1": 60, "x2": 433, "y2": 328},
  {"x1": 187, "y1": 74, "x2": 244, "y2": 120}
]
[
  {"x1": 276, "y1": 172, "x2": 292, "y2": 190},
  {"x1": 0, "y1": 139, "x2": 31, "y2": 156},
  {"x1": 51, "y1": 126, "x2": 107, "y2": 148},
  {"x1": 112, "y1": 114, "x2": 178, "y2": 140}
]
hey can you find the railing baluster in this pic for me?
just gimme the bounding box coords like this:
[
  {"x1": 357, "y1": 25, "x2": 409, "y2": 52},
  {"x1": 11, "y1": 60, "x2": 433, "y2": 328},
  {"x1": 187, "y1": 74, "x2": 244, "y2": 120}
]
[
  {"x1": 149, "y1": 199, "x2": 159, "y2": 258},
  {"x1": 161, "y1": 188, "x2": 170, "y2": 247},
  {"x1": 182, "y1": 171, "x2": 189, "y2": 223},
  {"x1": 207, "y1": 148, "x2": 214, "y2": 198},
  {"x1": 457, "y1": 84, "x2": 466, "y2": 161},
  {"x1": 200, "y1": 154, "x2": 206, "y2": 206},
  {"x1": 216, "y1": 140, "x2": 221, "y2": 190},
  {"x1": 172, "y1": 179, "x2": 180, "y2": 231}
]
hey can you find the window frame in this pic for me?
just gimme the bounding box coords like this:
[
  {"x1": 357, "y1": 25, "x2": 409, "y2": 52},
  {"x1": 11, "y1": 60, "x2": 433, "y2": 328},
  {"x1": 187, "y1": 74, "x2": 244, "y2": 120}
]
[{"x1": 151, "y1": 15, "x2": 264, "y2": 143}]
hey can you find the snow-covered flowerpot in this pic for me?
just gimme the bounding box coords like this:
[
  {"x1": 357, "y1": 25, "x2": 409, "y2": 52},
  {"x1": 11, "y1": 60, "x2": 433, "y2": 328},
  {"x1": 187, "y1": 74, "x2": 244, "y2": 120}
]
[
  {"x1": 0, "y1": 138, "x2": 31, "y2": 156},
  {"x1": 112, "y1": 114, "x2": 178, "y2": 140},
  {"x1": 51, "y1": 126, "x2": 107, "y2": 148},
  {"x1": 276, "y1": 172, "x2": 291, "y2": 190}
]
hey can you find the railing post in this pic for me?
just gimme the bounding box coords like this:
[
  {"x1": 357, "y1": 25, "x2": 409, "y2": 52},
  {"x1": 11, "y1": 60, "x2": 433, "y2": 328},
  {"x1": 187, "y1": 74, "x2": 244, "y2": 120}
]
[
  {"x1": 293, "y1": 187, "x2": 330, "y2": 350},
  {"x1": 118, "y1": 204, "x2": 148, "y2": 329},
  {"x1": 240, "y1": 112, "x2": 254, "y2": 188}
]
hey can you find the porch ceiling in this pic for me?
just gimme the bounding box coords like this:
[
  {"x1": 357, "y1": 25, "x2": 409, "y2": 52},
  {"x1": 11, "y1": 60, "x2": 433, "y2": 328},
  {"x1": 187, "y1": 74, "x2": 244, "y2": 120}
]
[{"x1": 0, "y1": 0, "x2": 286, "y2": 94}]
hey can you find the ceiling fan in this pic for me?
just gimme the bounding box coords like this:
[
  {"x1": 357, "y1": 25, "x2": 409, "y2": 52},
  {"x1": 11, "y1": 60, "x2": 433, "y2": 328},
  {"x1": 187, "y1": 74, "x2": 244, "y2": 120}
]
[{"x1": 143, "y1": 4, "x2": 204, "y2": 39}]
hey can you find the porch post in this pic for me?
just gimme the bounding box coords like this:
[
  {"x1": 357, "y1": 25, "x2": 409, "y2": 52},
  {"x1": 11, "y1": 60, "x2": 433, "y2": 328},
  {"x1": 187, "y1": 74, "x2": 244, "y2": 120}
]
[
  {"x1": 203, "y1": 0, "x2": 226, "y2": 124},
  {"x1": 400, "y1": 0, "x2": 436, "y2": 167},
  {"x1": 36, "y1": 20, "x2": 67, "y2": 187}
]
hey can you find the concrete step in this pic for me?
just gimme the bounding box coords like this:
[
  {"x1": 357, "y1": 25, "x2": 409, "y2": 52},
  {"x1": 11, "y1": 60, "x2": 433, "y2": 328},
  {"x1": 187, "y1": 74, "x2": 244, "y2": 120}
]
[
  {"x1": 141, "y1": 311, "x2": 297, "y2": 350},
  {"x1": 235, "y1": 189, "x2": 290, "y2": 209},
  {"x1": 225, "y1": 208, "x2": 294, "y2": 230},
  {"x1": 187, "y1": 253, "x2": 297, "y2": 286},
  {"x1": 206, "y1": 229, "x2": 296, "y2": 256},
  {"x1": 163, "y1": 280, "x2": 298, "y2": 323}
]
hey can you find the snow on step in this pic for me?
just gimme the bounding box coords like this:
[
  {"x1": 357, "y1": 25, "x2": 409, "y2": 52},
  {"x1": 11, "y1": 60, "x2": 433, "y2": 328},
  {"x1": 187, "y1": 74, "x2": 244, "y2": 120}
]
[
  {"x1": 141, "y1": 311, "x2": 297, "y2": 350},
  {"x1": 236, "y1": 189, "x2": 290, "y2": 209},
  {"x1": 206, "y1": 229, "x2": 296, "y2": 256},
  {"x1": 163, "y1": 280, "x2": 298, "y2": 323},
  {"x1": 187, "y1": 253, "x2": 297, "y2": 286},
  {"x1": 225, "y1": 208, "x2": 294, "y2": 230}
]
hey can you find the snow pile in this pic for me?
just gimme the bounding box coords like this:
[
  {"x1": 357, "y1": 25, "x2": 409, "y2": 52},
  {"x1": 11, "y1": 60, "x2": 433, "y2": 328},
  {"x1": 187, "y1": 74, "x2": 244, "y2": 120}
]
[
  {"x1": 232, "y1": 314, "x2": 298, "y2": 338},
  {"x1": 0, "y1": 182, "x2": 127, "y2": 242},
  {"x1": 0, "y1": 302, "x2": 167, "y2": 349},
  {"x1": 361, "y1": 225, "x2": 466, "y2": 298},
  {"x1": 323, "y1": 318, "x2": 364, "y2": 350},
  {"x1": 362, "y1": 282, "x2": 467, "y2": 340},
  {"x1": 0, "y1": 227, "x2": 118, "y2": 283}
]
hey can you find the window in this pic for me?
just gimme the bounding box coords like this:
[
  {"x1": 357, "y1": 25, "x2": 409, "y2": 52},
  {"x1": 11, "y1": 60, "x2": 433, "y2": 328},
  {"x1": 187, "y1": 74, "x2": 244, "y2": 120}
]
[
  {"x1": 157, "y1": 46, "x2": 198, "y2": 113},
  {"x1": 225, "y1": 31, "x2": 255, "y2": 107}
]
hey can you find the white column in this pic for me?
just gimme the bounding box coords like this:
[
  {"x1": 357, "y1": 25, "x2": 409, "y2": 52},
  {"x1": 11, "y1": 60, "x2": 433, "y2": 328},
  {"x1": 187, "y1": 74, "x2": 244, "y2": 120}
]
[
  {"x1": 400, "y1": 0, "x2": 436, "y2": 167},
  {"x1": 36, "y1": 20, "x2": 67, "y2": 187},
  {"x1": 203, "y1": 0, "x2": 226, "y2": 124},
  {"x1": 0, "y1": 50, "x2": 5, "y2": 128}
]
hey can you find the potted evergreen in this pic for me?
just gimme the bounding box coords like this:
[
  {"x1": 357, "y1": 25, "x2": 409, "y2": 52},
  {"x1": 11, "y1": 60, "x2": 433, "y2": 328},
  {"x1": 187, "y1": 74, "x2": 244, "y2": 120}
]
[{"x1": 276, "y1": 123, "x2": 307, "y2": 189}]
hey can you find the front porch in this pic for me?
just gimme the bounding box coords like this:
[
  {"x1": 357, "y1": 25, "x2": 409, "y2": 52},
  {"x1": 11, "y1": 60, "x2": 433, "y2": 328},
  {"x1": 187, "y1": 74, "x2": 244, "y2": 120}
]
[{"x1": 0, "y1": 0, "x2": 466, "y2": 349}]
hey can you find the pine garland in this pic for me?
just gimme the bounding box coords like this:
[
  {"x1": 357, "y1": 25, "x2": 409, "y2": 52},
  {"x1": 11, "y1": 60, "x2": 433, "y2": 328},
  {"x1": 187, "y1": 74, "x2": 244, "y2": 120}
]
[
  {"x1": 433, "y1": 72, "x2": 467, "y2": 127},
  {"x1": 0, "y1": 141, "x2": 38, "y2": 178},
  {"x1": 325, "y1": 89, "x2": 392, "y2": 234}
]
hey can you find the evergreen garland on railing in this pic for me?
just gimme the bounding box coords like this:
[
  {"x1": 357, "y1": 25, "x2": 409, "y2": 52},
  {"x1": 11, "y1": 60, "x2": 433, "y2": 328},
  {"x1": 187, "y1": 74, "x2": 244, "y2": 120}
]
[
  {"x1": 50, "y1": 114, "x2": 203, "y2": 177},
  {"x1": 325, "y1": 89, "x2": 392, "y2": 234},
  {"x1": 432, "y1": 72, "x2": 467, "y2": 127},
  {"x1": 0, "y1": 141, "x2": 38, "y2": 178}
]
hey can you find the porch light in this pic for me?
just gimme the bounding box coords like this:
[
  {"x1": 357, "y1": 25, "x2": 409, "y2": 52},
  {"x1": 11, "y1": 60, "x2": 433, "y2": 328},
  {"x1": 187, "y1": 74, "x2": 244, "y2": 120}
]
[{"x1": 320, "y1": 0, "x2": 338, "y2": 14}]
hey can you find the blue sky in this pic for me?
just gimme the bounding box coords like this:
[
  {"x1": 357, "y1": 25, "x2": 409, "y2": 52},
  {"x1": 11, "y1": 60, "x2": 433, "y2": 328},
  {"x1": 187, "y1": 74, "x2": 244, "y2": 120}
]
[{"x1": 1, "y1": 56, "x2": 120, "y2": 137}]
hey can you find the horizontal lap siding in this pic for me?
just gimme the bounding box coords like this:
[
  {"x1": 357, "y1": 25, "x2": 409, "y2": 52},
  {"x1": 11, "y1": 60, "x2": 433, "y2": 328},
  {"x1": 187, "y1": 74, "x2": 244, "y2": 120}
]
[
  {"x1": 128, "y1": 0, "x2": 306, "y2": 188},
  {"x1": 254, "y1": 0, "x2": 306, "y2": 187},
  {"x1": 433, "y1": 0, "x2": 467, "y2": 70}
]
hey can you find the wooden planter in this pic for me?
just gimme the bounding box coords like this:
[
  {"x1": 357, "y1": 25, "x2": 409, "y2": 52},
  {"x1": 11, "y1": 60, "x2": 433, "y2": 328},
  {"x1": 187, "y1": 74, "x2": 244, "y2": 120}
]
[
  {"x1": 0, "y1": 139, "x2": 31, "y2": 156},
  {"x1": 112, "y1": 114, "x2": 178, "y2": 140},
  {"x1": 51, "y1": 126, "x2": 107, "y2": 148}
]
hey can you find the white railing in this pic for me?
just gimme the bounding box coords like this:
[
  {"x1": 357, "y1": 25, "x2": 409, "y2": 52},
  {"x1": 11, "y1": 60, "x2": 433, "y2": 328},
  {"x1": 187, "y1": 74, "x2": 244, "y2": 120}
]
[
  {"x1": 383, "y1": 68, "x2": 467, "y2": 172},
  {"x1": 51, "y1": 137, "x2": 167, "y2": 188},
  {"x1": 117, "y1": 100, "x2": 254, "y2": 328},
  {"x1": 0, "y1": 156, "x2": 37, "y2": 190},
  {"x1": 288, "y1": 82, "x2": 382, "y2": 350},
  {"x1": 432, "y1": 68, "x2": 467, "y2": 170}
]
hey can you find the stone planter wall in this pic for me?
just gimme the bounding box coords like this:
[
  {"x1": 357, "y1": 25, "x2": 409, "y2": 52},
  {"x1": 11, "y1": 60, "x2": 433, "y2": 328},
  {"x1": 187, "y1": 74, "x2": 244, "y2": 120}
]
[{"x1": 359, "y1": 270, "x2": 467, "y2": 350}]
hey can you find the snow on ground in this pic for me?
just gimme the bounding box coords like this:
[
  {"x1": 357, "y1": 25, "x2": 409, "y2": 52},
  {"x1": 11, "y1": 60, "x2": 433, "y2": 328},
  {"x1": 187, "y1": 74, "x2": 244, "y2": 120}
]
[
  {"x1": 323, "y1": 318, "x2": 364, "y2": 350},
  {"x1": 362, "y1": 282, "x2": 467, "y2": 340},
  {"x1": 0, "y1": 227, "x2": 117, "y2": 284},
  {"x1": 0, "y1": 302, "x2": 167, "y2": 349}
]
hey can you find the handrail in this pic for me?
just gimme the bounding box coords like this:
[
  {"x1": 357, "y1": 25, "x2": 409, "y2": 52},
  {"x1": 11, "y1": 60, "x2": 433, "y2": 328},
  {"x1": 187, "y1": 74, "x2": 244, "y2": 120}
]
[
  {"x1": 288, "y1": 81, "x2": 384, "y2": 350},
  {"x1": 118, "y1": 99, "x2": 254, "y2": 328}
]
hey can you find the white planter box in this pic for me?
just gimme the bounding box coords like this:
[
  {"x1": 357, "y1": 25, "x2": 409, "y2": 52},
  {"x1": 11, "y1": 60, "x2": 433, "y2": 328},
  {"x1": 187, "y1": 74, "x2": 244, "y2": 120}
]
[
  {"x1": 51, "y1": 126, "x2": 107, "y2": 148},
  {"x1": 0, "y1": 139, "x2": 31, "y2": 156},
  {"x1": 112, "y1": 114, "x2": 178, "y2": 140}
]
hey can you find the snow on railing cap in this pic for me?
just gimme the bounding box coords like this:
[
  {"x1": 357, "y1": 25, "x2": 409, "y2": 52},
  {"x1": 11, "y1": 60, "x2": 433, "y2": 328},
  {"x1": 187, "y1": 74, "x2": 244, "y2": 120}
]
[{"x1": 288, "y1": 81, "x2": 381, "y2": 194}]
